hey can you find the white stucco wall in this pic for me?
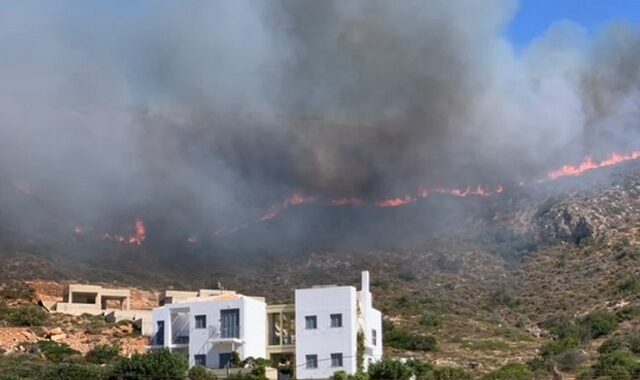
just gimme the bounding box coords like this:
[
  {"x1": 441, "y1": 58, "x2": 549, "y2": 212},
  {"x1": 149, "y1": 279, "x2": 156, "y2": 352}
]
[
  {"x1": 151, "y1": 296, "x2": 266, "y2": 369},
  {"x1": 295, "y1": 286, "x2": 357, "y2": 380}
]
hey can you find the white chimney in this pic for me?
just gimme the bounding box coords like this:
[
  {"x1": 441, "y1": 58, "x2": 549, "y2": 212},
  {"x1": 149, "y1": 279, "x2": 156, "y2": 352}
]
[{"x1": 361, "y1": 271, "x2": 370, "y2": 294}]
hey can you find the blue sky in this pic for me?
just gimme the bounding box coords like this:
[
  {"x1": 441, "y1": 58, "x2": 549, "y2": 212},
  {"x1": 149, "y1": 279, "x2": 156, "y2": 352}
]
[{"x1": 508, "y1": 0, "x2": 640, "y2": 46}]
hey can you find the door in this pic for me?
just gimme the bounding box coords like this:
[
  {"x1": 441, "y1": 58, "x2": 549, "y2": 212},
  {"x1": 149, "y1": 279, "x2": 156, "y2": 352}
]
[
  {"x1": 220, "y1": 309, "x2": 240, "y2": 338},
  {"x1": 219, "y1": 352, "x2": 233, "y2": 369}
]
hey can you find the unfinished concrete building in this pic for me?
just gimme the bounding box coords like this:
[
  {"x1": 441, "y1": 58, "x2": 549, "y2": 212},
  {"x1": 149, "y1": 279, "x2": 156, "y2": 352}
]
[{"x1": 55, "y1": 284, "x2": 131, "y2": 315}]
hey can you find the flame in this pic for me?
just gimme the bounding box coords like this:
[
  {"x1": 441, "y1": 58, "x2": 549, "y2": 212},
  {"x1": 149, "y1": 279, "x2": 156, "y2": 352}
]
[
  {"x1": 192, "y1": 150, "x2": 640, "y2": 238},
  {"x1": 547, "y1": 151, "x2": 640, "y2": 180},
  {"x1": 376, "y1": 196, "x2": 415, "y2": 208},
  {"x1": 331, "y1": 197, "x2": 365, "y2": 207},
  {"x1": 100, "y1": 218, "x2": 146, "y2": 245},
  {"x1": 128, "y1": 218, "x2": 146, "y2": 245}
]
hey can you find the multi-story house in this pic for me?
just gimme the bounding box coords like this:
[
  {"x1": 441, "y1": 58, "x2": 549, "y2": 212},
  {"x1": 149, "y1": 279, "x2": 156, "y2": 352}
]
[{"x1": 150, "y1": 271, "x2": 382, "y2": 379}]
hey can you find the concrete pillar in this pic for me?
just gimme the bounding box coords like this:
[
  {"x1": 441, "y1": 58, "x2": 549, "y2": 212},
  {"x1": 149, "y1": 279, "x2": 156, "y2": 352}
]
[{"x1": 125, "y1": 296, "x2": 130, "y2": 310}]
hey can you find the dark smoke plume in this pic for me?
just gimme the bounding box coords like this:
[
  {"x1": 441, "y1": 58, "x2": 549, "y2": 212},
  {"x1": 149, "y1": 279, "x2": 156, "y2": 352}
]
[{"x1": 1, "y1": 0, "x2": 639, "y2": 246}]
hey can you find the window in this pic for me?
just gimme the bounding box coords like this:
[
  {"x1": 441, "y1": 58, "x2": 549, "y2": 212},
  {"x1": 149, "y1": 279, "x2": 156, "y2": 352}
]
[
  {"x1": 305, "y1": 315, "x2": 317, "y2": 329},
  {"x1": 331, "y1": 353, "x2": 343, "y2": 367},
  {"x1": 220, "y1": 309, "x2": 240, "y2": 338},
  {"x1": 372, "y1": 329, "x2": 377, "y2": 346},
  {"x1": 306, "y1": 354, "x2": 318, "y2": 369},
  {"x1": 155, "y1": 321, "x2": 165, "y2": 345},
  {"x1": 194, "y1": 354, "x2": 206, "y2": 367},
  {"x1": 330, "y1": 313, "x2": 342, "y2": 328},
  {"x1": 195, "y1": 315, "x2": 206, "y2": 329}
]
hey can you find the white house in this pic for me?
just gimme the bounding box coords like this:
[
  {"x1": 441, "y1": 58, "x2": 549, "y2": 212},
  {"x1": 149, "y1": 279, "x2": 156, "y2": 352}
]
[
  {"x1": 150, "y1": 271, "x2": 383, "y2": 379},
  {"x1": 151, "y1": 293, "x2": 267, "y2": 368},
  {"x1": 295, "y1": 271, "x2": 383, "y2": 379}
]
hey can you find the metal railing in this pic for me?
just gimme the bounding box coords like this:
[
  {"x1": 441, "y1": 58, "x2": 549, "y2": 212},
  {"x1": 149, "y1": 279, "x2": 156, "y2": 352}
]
[
  {"x1": 172, "y1": 335, "x2": 189, "y2": 344},
  {"x1": 209, "y1": 325, "x2": 241, "y2": 339}
]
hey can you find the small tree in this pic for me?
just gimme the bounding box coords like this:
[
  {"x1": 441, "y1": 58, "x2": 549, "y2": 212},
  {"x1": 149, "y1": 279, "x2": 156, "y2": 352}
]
[
  {"x1": 85, "y1": 344, "x2": 121, "y2": 365},
  {"x1": 107, "y1": 349, "x2": 188, "y2": 379},
  {"x1": 188, "y1": 365, "x2": 217, "y2": 380},
  {"x1": 368, "y1": 358, "x2": 413, "y2": 380}
]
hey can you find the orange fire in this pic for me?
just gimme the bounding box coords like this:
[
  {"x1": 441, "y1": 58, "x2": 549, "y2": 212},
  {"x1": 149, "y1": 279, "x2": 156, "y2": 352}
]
[
  {"x1": 128, "y1": 218, "x2": 146, "y2": 245},
  {"x1": 101, "y1": 218, "x2": 146, "y2": 245},
  {"x1": 331, "y1": 197, "x2": 365, "y2": 206},
  {"x1": 376, "y1": 196, "x2": 415, "y2": 208},
  {"x1": 547, "y1": 151, "x2": 640, "y2": 180}
]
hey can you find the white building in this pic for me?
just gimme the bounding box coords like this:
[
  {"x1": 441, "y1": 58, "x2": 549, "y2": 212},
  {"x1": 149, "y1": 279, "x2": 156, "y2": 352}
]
[
  {"x1": 295, "y1": 271, "x2": 382, "y2": 379},
  {"x1": 150, "y1": 271, "x2": 383, "y2": 379},
  {"x1": 151, "y1": 292, "x2": 267, "y2": 368}
]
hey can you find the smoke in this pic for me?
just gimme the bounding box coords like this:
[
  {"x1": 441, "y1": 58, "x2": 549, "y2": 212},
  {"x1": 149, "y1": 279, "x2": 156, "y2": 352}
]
[{"x1": 0, "y1": 0, "x2": 639, "y2": 244}]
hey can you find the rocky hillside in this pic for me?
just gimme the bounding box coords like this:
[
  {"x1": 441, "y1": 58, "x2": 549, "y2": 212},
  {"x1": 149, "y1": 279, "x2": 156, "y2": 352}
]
[{"x1": 2, "y1": 163, "x2": 640, "y2": 377}]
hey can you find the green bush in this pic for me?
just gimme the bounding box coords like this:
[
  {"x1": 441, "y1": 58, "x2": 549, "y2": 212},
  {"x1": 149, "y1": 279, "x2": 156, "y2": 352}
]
[
  {"x1": 41, "y1": 363, "x2": 106, "y2": 380},
  {"x1": 419, "y1": 312, "x2": 441, "y2": 328},
  {"x1": 539, "y1": 338, "x2": 579, "y2": 359},
  {"x1": 85, "y1": 344, "x2": 121, "y2": 365},
  {"x1": 581, "y1": 311, "x2": 618, "y2": 339},
  {"x1": 617, "y1": 278, "x2": 640, "y2": 295},
  {"x1": 547, "y1": 317, "x2": 591, "y2": 342},
  {"x1": 616, "y1": 306, "x2": 640, "y2": 322},
  {"x1": 107, "y1": 349, "x2": 188, "y2": 379},
  {"x1": 599, "y1": 337, "x2": 626, "y2": 355},
  {"x1": 0, "y1": 305, "x2": 47, "y2": 326},
  {"x1": 482, "y1": 363, "x2": 532, "y2": 380},
  {"x1": 331, "y1": 370, "x2": 369, "y2": 380},
  {"x1": 188, "y1": 365, "x2": 217, "y2": 380},
  {"x1": 405, "y1": 359, "x2": 434, "y2": 380},
  {"x1": 432, "y1": 366, "x2": 471, "y2": 380},
  {"x1": 37, "y1": 341, "x2": 81, "y2": 363},
  {"x1": 384, "y1": 322, "x2": 437, "y2": 351},
  {"x1": 368, "y1": 358, "x2": 413, "y2": 380},
  {"x1": 590, "y1": 350, "x2": 640, "y2": 379}
]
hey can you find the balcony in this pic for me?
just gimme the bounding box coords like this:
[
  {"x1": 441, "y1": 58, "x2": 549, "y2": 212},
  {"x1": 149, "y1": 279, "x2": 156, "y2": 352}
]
[
  {"x1": 209, "y1": 325, "x2": 243, "y2": 344},
  {"x1": 172, "y1": 335, "x2": 190, "y2": 346}
]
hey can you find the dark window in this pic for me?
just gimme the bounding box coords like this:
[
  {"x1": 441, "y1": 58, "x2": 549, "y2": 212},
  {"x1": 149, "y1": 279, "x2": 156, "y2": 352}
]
[
  {"x1": 195, "y1": 315, "x2": 207, "y2": 329},
  {"x1": 305, "y1": 315, "x2": 317, "y2": 329},
  {"x1": 219, "y1": 353, "x2": 233, "y2": 369},
  {"x1": 155, "y1": 321, "x2": 165, "y2": 345},
  {"x1": 330, "y1": 313, "x2": 342, "y2": 328},
  {"x1": 372, "y1": 329, "x2": 377, "y2": 346},
  {"x1": 194, "y1": 354, "x2": 206, "y2": 367},
  {"x1": 331, "y1": 353, "x2": 343, "y2": 367},
  {"x1": 306, "y1": 354, "x2": 318, "y2": 369},
  {"x1": 220, "y1": 309, "x2": 240, "y2": 338}
]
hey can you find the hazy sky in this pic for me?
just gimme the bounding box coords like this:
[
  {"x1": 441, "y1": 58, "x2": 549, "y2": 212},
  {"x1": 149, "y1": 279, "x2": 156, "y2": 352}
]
[{"x1": 508, "y1": 0, "x2": 640, "y2": 46}]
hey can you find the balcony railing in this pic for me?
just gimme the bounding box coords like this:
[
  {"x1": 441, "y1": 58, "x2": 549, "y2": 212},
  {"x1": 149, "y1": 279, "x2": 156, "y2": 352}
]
[
  {"x1": 209, "y1": 325, "x2": 241, "y2": 340},
  {"x1": 172, "y1": 335, "x2": 189, "y2": 345}
]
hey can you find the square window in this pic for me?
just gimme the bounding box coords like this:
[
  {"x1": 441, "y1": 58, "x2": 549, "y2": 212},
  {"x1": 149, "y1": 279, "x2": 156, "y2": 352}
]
[
  {"x1": 306, "y1": 354, "x2": 318, "y2": 369},
  {"x1": 195, "y1": 315, "x2": 207, "y2": 329},
  {"x1": 372, "y1": 329, "x2": 377, "y2": 346},
  {"x1": 331, "y1": 353, "x2": 343, "y2": 367},
  {"x1": 194, "y1": 354, "x2": 206, "y2": 367},
  {"x1": 330, "y1": 313, "x2": 342, "y2": 328},
  {"x1": 305, "y1": 315, "x2": 317, "y2": 329}
]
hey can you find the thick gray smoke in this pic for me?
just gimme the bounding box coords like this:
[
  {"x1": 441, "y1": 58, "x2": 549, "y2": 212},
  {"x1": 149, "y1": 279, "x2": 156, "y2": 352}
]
[{"x1": 0, "y1": 0, "x2": 639, "y2": 240}]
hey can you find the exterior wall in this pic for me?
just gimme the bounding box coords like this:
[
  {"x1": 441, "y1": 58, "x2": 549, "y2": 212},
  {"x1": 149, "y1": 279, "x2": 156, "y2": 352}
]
[
  {"x1": 106, "y1": 310, "x2": 154, "y2": 336},
  {"x1": 295, "y1": 286, "x2": 357, "y2": 380},
  {"x1": 54, "y1": 302, "x2": 102, "y2": 316},
  {"x1": 365, "y1": 309, "x2": 383, "y2": 365},
  {"x1": 151, "y1": 296, "x2": 267, "y2": 369}
]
